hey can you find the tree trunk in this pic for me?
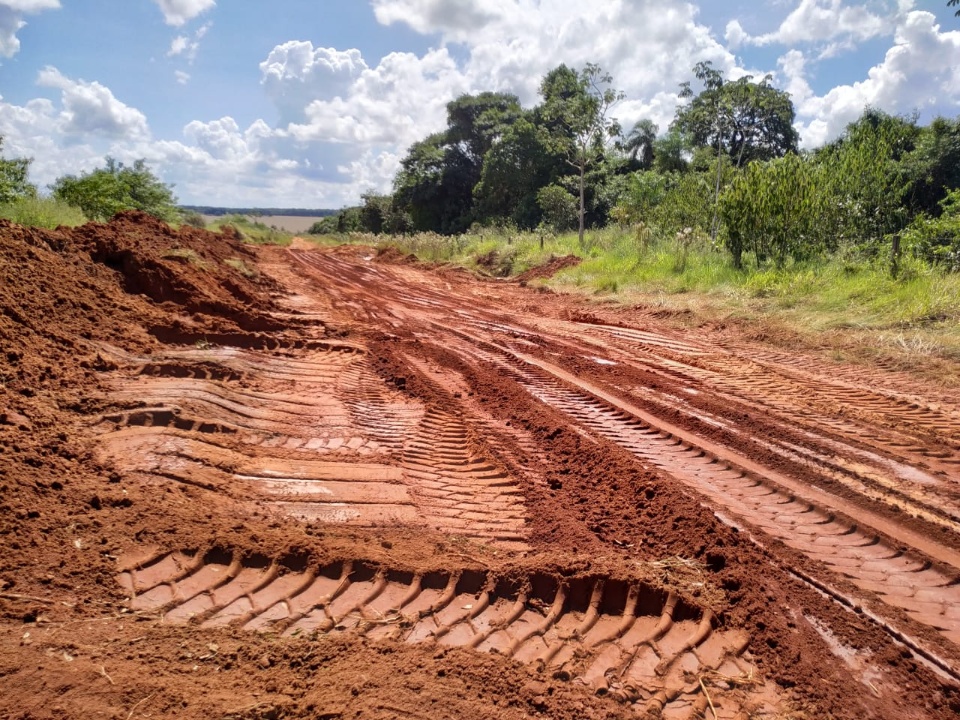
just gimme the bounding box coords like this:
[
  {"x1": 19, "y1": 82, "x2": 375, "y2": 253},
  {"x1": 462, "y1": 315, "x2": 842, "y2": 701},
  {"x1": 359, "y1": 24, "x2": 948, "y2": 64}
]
[{"x1": 579, "y1": 162, "x2": 586, "y2": 248}]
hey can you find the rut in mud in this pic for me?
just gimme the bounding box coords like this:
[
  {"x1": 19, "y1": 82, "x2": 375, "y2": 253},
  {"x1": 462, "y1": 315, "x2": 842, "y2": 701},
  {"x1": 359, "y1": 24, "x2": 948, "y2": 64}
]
[{"x1": 3, "y1": 216, "x2": 960, "y2": 719}]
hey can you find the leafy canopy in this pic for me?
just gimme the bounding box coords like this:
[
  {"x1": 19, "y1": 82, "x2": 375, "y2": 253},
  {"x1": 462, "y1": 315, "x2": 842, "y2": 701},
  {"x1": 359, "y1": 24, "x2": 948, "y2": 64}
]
[
  {"x1": 51, "y1": 157, "x2": 178, "y2": 222},
  {"x1": 673, "y1": 61, "x2": 799, "y2": 166}
]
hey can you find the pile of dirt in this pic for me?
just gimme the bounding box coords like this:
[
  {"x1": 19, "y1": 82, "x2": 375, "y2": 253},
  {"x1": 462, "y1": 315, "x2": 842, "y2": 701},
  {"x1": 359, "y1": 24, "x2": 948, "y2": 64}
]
[
  {"x1": 0, "y1": 213, "x2": 289, "y2": 602},
  {"x1": 515, "y1": 254, "x2": 581, "y2": 283}
]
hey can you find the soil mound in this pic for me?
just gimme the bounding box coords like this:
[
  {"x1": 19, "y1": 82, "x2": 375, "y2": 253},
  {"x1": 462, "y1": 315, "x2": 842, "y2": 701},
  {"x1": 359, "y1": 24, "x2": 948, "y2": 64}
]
[
  {"x1": 515, "y1": 253, "x2": 581, "y2": 283},
  {"x1": 0, "y1": 212, "x2": 287, "y2": 601}
]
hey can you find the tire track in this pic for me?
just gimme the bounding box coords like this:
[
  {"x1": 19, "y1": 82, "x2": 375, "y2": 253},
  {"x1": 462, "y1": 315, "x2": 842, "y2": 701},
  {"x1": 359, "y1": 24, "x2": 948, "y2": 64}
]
[
  {"x1": 401, "y1": 407, "x2": 528, "y2": 550},
  {"x1": 440, "y1": 329, "x2": 960, "y2": 658},
  {"x1": 117, "y1": 550, "x2": 782, "y2": 717}
]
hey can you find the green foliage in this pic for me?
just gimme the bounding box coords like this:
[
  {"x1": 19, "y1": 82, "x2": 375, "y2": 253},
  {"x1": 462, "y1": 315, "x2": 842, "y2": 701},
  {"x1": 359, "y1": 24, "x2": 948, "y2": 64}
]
[
  {"x1": 817, "y1": 109, "x2": 915, "y2": 246},
  {"x1": 720, "y1": 153, "x2": 832, "y2": 267},
  {"x1": 902, "y1": 115, "x2": 960, "y2": 215},
  {"x1": 901, "y1": 188, "x2": 960, "y2": 271},
  {"x1": 673, "y1": 61, "x2": 799, "y2": 166},
  {"x1": 360, "y1": 192, "x2": 411, "y2": 235},
  {"x1": 392, "y1": 92, "x2": 523, "y2": 234},
  {"x1": 0, "y1": 195, "x2": 87, "y2": 228},
  {"x1": 0, "y1": 137, "x2": 37, "y2": 203},
  {"x1": 620, "y1": 119, "x2": 658, "y2": 171},
  {"x1": 539, "y1": 63, "x2": 624, "y2": 244},
  {"x1": 308, "y1": 216, "x2": 339, "y2": 234},
  {"x1": 50, "y1": 157, "x2": 178, "y2": 222},
  {"x1": 474, "y1": 116, "x2": 562, "y2": 229},
  {"x1": 537, "y1": 184, "x2": 578, "y2": 233},
  {"x1": 213, "y1": 215, "x2": 292, "y2": 245}
]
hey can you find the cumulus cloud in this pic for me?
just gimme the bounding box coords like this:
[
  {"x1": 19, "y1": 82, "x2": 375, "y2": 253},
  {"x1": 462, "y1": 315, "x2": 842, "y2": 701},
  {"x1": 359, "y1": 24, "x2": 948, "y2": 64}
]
[
  {"x1": 259, "y1": 43, "x2": 368, "y2": 124},
  {"x1": 152, "y1": 0, "x2": 214, "y2": 27},
  {"x1": 795, "y1": 10, "x2": 960, "y2": 147},
  {"x1": 0, "y1": 0, "x2": 58, "y2": 57},
  {"x1": 37, "y1": 66, "x2": 150, "y2": 140}
]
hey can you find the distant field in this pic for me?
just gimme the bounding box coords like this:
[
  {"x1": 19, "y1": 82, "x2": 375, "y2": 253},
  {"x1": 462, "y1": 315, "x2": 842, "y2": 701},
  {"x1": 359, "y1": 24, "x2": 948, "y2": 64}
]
[{"x1": 202, "y1": 214, "x2": 326, "y2": 233}]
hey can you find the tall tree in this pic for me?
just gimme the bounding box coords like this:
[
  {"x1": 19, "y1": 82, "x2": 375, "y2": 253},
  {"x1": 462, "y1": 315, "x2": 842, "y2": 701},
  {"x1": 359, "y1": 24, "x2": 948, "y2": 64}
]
[
  {"x1": 621, "y1": 119, "x2": 658, "y2": 170},
  {"x1": 393, "y1": 92, "x2": 523, "y2": 233},
  {"x1": 673, "y1": 61, "x2": 799, "y2": 166},
  {"x1": 474, "y1": 115, "x2": 562, "y2": 229},
  {"x1": 673, "y1": 62, "x2": 799, "y2": 239},
  {"x1": 539, "y1": 63, "x2": 624, "y2": 246}
]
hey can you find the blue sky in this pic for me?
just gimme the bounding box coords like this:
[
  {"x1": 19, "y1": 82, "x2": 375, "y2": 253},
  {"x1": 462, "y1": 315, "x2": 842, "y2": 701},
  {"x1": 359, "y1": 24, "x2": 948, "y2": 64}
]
[{"x1": 1, "y1": 0, "x2": 959, "y2": 208}]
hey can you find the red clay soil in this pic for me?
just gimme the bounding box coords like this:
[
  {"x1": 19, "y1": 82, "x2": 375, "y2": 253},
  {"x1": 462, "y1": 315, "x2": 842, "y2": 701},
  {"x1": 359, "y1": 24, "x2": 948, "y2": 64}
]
[
  {"x1": 1, "y1": 214, "x2": 959, "y2": 719},
  {"x1": 514, "y1": 254, "x2": 582, "y2": 283}
]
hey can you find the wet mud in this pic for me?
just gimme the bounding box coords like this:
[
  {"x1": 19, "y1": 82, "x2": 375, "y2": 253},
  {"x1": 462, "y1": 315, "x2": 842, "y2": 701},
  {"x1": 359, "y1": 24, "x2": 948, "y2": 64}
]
[{"x1": 2, "y1": 216, "x2": 959, "y2": 718}]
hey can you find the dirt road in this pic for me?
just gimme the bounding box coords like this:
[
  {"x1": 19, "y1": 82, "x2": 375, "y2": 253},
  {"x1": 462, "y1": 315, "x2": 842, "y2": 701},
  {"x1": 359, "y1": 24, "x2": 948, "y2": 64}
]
[{"x1": 2, "y1": 217, "x2": 959, "y2": 718}]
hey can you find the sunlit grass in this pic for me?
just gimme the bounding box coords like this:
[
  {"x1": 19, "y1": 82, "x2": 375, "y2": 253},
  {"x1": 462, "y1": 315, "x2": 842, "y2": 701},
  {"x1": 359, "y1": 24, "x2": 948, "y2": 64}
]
[
  {"x1": 0, "y1": 196, "x2": 88, "y2": 228},
  {"x1": 212, "y1": 214, "x2": 293, "y2": 245}
]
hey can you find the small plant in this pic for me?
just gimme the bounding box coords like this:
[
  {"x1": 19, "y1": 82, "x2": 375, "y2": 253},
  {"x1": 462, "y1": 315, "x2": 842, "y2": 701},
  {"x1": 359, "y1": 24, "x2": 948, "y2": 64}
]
[
  {"x1": 163, "y1": 247, "x2": 208, "y2": 268},
  {"x1": 224, "y1": 257, "x2": 258, "y2": 278},
  {"x1": 180, "y1": 210, "x2": 207, "y2": 229}
]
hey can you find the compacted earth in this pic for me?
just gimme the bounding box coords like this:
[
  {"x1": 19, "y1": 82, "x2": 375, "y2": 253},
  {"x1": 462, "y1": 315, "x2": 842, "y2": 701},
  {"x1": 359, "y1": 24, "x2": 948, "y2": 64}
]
[{"x1": 2, "y1": 213, "x2": 960, "y2": 719}]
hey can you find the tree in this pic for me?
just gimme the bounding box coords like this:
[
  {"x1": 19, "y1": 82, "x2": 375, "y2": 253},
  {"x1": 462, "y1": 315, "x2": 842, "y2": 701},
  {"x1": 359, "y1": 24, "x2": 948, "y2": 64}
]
[
  {"x1": 816, "y1": 109, "x2": 916, "y2": 246},
  {"x1": 539, "y1": 63, "x2": 624, "y2": 246},
  {"x1": 673, "y1": 62, "x2": 799, "y2": 166},
  {"x1": 50, "y1": 157, "x2": 177, "y2": 221},
  {"x1": 446, "y1": 92, "x2": 523, "y2": 166},
  {"x1": 392, "y1": 92, "x2": 523, "y2": 234},
  {"x1": 474, "y1": 116, "x2": 563, "y2": 229},
  {"x1": 621, "y1": 119, "x2": 658, "y2": 170},
  {"x1": 902, "y1": 116, "x2": 960, "y2": 216},
  {"x1": 950, "y1": 0, "x2": 960, "y2": 16},
  {"x1": 673, "y1": 62, "x2": 799, "y2": 241},
  {"x1": 537, "y1": 184, "x2": 578, "y2": 233},
  {"x1": 0, "y1": 137, "x2": 37, "y2": 204}
]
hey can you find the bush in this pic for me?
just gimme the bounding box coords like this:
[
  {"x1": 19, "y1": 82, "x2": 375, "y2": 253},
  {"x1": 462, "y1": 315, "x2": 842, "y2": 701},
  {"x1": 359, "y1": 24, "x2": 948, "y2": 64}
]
[
  {"x1": 51, "y1": 157, "x2": 178, "y2": 222},
  {"x1": 901, "y1": 188, "x2": 960, "y2": 272}
]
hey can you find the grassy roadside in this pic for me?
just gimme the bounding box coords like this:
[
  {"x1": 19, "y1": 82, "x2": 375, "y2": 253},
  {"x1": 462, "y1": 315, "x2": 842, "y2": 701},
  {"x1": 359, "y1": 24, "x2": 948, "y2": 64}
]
[{"x1": 351, "y1": 227, "x2": 960, "y2": 386}]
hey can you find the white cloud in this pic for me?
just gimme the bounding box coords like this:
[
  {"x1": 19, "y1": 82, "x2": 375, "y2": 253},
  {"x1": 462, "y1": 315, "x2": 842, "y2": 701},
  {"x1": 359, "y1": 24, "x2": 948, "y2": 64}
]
[
  {"x1": 795, "y1": 10, "x2": 960, "y2": 147},
  {"x1": 733, "y1": 0, "x2": 897, "y2": 54},
  {"x1": 174, "y1": 70, "x2": 190, "y2": 84},
  {"x1": 152, "y1": 0, "x2": 214, "y2": 27},
  {"x1": 259, "y1": 43, "x2": 368, "y2": 123},
  {"x1": 0, "y1": 0, "x2": 58, "y2": 57},
  {"x1": 167, "y1": 21, "x2": 210, "y2": 63},
  {"x1": 777, "y1": 49, "x2": 814, "y2": 106},
  {"x1": 36, "y1": 66, "x2": 150, "y2": 140}
]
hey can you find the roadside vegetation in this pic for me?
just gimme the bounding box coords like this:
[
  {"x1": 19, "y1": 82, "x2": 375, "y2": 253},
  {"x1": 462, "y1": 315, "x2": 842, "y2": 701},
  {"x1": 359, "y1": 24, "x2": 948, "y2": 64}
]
[{"x1": 3, "y1": 57, "x2": 960, "y2": 376}]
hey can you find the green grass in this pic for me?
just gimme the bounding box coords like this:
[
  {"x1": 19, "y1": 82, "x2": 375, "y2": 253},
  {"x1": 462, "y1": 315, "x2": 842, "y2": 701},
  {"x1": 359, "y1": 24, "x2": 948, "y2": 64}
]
[
  {"x1": 212, "y1": 214, "x2": 293, "y2": 246},
  {"x1": 224, "y1": 257, "x2": 258, "y2": 278},
  {"x1": 0, "y1": 196, "x2": 88, "y2": 229}
]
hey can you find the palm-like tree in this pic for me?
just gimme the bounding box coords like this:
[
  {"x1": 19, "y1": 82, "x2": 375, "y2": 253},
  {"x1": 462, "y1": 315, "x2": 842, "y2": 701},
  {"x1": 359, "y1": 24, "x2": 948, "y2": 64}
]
[
  {"x1": 951, "y1": 0, "x2": 960, "y2": 15},
  {"x1": 621, "y1": 119, "x2": 658, "y2": 170}
]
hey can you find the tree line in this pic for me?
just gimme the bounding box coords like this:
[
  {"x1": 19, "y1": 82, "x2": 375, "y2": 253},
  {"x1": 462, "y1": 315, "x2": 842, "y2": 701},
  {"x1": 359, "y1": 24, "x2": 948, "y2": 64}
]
[
  {"x1": 317, "y1": 62, "x2": 960, "y2": 273},
  {"x1": 3, "y1": 58, "x2": 959, "y2": 273}
]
